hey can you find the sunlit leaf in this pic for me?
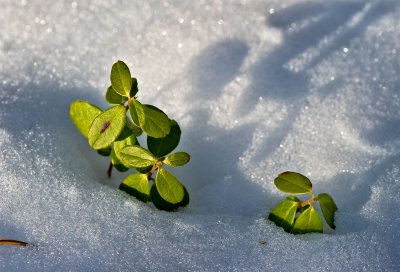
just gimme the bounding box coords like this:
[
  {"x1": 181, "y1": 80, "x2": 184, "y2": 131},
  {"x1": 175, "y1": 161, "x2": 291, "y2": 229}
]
[
  {"x1": 317, "y1": 193, "x2": 338, "y2": 229},
  {"x1": 110, "y1": 60, "x2": 131, "y2": 97},
  {"x1": 155, "y1": 167, "x2": 184, "y2": 204},
  {"x1": 118, "y1": 145, "x2": 157, "y2": 168},
  {"x1": 113, "y1": 126, "x2": 138, "y2": 167},
  {"x1": 88, "y1": 105, "x2": 126, "y2": 150},
  {"x1": 69, "y1": 100, "x2": 102, "y2": 138},
  {"x1": 141, "y1": 105, "x2": 171, "y2": 138},
  {"x1": 163, "y1": 152, "x2": 190, "y2": 167},
  {"x1": 129, "y1": 98, "x2": 145, "y2": 127},
  {"x1": 105, "y1": 86, "x2": 128, "y2": 104},
  {"x1": 150, "y1": 184, "x2": 189, "y2": 211},
  {"x1": 268, "y1": 198, "x2": 299, "y2": 232},
  {"x1": 274, "y1": 172, "x2": 313, "y2": 194},
  {"x1": 292, "y1": 205, "x2": 323, "y2": 234},
  {"x1": 119, "y1": 173, "x2": 150, "y2": 202}
]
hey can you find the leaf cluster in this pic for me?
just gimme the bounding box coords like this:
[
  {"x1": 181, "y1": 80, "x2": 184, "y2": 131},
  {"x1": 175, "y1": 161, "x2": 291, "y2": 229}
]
[
  {"x1": 70, "y1": 60, "x2": 190, "y2": 211},
  {"x1": 268, "y1": 172, "x2": 338, "y2": 234}
]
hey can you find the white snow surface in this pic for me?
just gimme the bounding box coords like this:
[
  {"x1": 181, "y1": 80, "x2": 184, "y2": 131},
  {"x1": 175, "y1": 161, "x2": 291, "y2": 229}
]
[{"x1": 1, "y1": 0, "x2": 400, "y2": 271}]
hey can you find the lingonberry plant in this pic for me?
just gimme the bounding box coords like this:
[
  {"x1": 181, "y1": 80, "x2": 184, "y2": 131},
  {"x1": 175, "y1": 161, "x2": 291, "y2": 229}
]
[
  {"x1": 70, "y1": 60, "x2": 190, "y2": 211},
  {"x1": 268, "y1": 172, "x2": 338, "y2": 234}
]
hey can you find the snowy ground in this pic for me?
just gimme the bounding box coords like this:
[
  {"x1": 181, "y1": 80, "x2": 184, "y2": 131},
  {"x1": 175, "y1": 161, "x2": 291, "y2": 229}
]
[{"x1": 1, "y1": 0, "x2": 400, "y2": 271}]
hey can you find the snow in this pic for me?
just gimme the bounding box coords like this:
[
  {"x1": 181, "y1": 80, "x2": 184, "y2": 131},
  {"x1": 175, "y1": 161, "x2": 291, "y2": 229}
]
[{"x1": 1, "y1": 0, "x2": 400, "y2": 271}]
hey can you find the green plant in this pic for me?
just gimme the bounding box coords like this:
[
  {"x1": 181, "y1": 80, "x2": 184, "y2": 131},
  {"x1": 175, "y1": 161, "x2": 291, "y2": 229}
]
[
  {"x1": 70, "y1": 60, "x2": 190, "y2": 211},
  {"x1": 268, "y1": 172, "x2": 338, "y2": 234}
]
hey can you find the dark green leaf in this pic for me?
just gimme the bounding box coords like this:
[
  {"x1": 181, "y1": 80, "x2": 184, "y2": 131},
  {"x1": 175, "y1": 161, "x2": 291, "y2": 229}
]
[
  {"x1": 110, "y1": 60, "x2": 131, "y2": 97},
  {"x1": 97, "y1": 146, "x2": 112, "y2": 156},
  {"x1": 105, "y1": 86, "x2": 128, "y2": 104},
  {"x1": 292, "y1": 205, "x2": 323, "y2": 234},
  {"x1": 118, "y1": 145, "x2": 157, "y2": 168},
  {"x1": 130, "y1": 78, "x2": 139, "y2": 97},
  {"x1": 88, "y1": 105, "x2": 126, "y2": 150},
  {"x1": 129, "y1": 99, "x2": 145, "y2": 127},
  {"x1": 317, "y1": 193, "x2": 338, "y2": 229},
  {"x1": 150, "y1": 184, "x2": 189, "y2": 211},
  {"x1": 147, "y1": 120, "x2": 181, "y2": 157},
  {"x1": 268, "y1": 198, "x2": 299, "y2": 232},
  {"x1": 126, "y1": 118, "x2": 143, "y2": 137},
  {"x1": 119, "y1": 173, "x2": 150, "y2": 202},
  {"x1": 274, "y1": 172, "x2": 313, "y2": 194},
  {"x1": 155, "y1": 167, "x2": 184, "y2": 204},
  {"x1": 135, "y1": 165, "x2": 153, "y2": 174},
  {"x1": 141, "y1": 105, "x2": 171, "y2": 138},
  {"x1": 69, "y1": 100, "x2": 102, "y2": 138},
  {"x1": 163, "y1": 152, "x2": 190, "y2": 167}
]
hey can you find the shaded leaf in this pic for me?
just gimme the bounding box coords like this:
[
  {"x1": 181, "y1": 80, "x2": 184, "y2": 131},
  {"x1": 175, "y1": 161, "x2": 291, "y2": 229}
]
[
  {"x1": 88, "y1": 105, "x2": 126, "y2": 150},
  {"x1": 274, "y1": 172, "x2": 313, "y2": 194},
  {"x1": 135, "y1": 165, "x2": 153, "y2": 174},
  {"x1": 119, "y1": 173, "x2": 150, "y2": 202},
  {"x1": 150, "y1": 184, "x2": 189, "y2": 211},
  {"x1": 105, "y1": 86, "x2": 128, "y2": 104},
  {"x1": 268, "y1": 198, "x2": 299, "y2": 232},
  {"x1": 118, "y1": 145, "x2": 157, "y2": 168},
  {"x1": 69, "y1": 100, "x2": 102, "y2": 138},
  {"x1": 292, "y1": 205, "x2": 323, "y2": 234},
  {"x1": 155, "y1": 167, "x2": 184, "y2": 204},
  {"x1": 110, "y1": 60, "x2": 131, "y2": 97},
  {"x1": 163, "y1": 152, "x2": 190, "y2": 167},
  {"x1": 97, "y1": 146, "x2": 112, "y2": 156},
  {"x1": 130, "y1": 77, "x2": 139, "y2": 97},
  {"x1": 317, "y1": 193, "x2": 338, "y2": 229},
  {"x1": 147, "y1": 120, "x2": 181, "y2": 157}
]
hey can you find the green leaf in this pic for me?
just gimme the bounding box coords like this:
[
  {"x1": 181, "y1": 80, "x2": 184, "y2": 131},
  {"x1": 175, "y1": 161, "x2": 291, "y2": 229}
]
[
  {"x1": 274, "y1": 172, "x2": 313, "y2": 194},
  {"x1": 268, "y1": 198, "x2": 299, "y2": 232},
  {"x1": 135, "y1": 165, "x2": 153, "y2": 174},
  {"x1": 317, "y1": 193, "x2": 338, "y2": 229},
  {"x1": 155, "y1": 167, "x2": 184, "y2": 204},
  {"x1": 69, "y1": 100, "x2": 102, "y2": 138},
  {"x1": 110, "y1": 149, "x2": 128, "y2": 172},
  {"x1": 292, "y1": 205, "x2": 323, "y2": 234},
  {"x1": 97, "y1": 146, "x2": 112, "y2": 156},
  {"x1": 105, "y1": 86, "x2": 128, "y2": 104},
  {"x1": 88, "y1": 105, "x2": 126, "y2": 150},
  {"x1": 113, "y1": 127, "x2": 138, "y2": 167},
  {"x1": 129, "y1": 99, "x2": 145, "y2": 127},
  {"x1": 150, "y1": 184, "x2": 189, "y2": 211},
  {"x1": 141, "y1": 105, "x2": 171, "y2": 138},
  {"x1": 163, "y1": 152, "x2": 190, "y2": 167},
  {"x1": 119, "y1": 173, "x2": 150, "y2": 202},
  {"x1": 118, "y1": 145, "x2": 157, "y2": 168},
  {"x1": 110, "y1": 60, "x2": 132, "y2": 97},
  {"x1": 130, "y1": 78, "x2": 139, "y2": 97},
  {"x1": 126, "y1": 118, "x2": 143, "y2": 137},
  {"x1": 147, "y1": 120, "x2": 181, "y2": 157}
]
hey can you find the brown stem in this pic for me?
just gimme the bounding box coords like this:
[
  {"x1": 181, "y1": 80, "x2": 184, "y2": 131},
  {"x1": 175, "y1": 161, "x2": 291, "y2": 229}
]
[
  {"x1": 0, "y1": 238, "x2": 28, "y2": 247},
  {"x1": 148, "y1": 161, "x2": 163, "y2": 179},
  {"x1": 107, "y1": 162, "x2": 113, "y2": 178},
  {"x1": 300, "y1": 198, "x2": 316, "y2": 207}
]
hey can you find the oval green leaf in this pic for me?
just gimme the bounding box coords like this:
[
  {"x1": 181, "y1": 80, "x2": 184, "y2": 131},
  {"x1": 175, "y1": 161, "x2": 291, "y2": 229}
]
[
  {"x1": 113, "y1": 127, "x2": 138, "y2": 167},
  {"x1": 106, "y1": 86, "x2": 128, "y2": 104},
  {"x1": 317, "y1": 193, "x2": 338, "y2": 229},
  {"x1": 141, "y1": 105, "x2": 171, "y2": 138},
  {"x1": 155, "y1": 167, "x2": 184, "y2": 204},
  {"x1": 88, "y1": 105, "x2": 126, "y2": 150},
  {"x1": 292, "y1": 205, "x2": 323, "y2": 234},
  {"x1": 129, "y1": 99, "x2": 145, "y2": 127},
  {"x1": 150, "y1": 184, "x2": 189, "y2": 211},
  {"x1": 110, "y1": 149, "x2": 129, "y2": 172},
  {"x1": 119, "y1": 173, "x2": 150, "y2": 203},
  {"x1": 118, "y1": 145, "x2": 157, "y2": 168},
  {"x1": 110, "y1": 60, "x2": 132, "y2": 97},
  {"x1": 147, "y1": 120, "x2": 181, "y2": 157},
  {"x1": 163, "y1": 152, "x2": 190, "y2": 167},
  {"x1": 274, "y1": 172, "x2": 313, "y2": 194},
  {"x1": 69, "y1": 100, "x2": 102, "y2": 138},
  {"x1": 268, "y1": 198, "x2": 299, "y2": 232}
]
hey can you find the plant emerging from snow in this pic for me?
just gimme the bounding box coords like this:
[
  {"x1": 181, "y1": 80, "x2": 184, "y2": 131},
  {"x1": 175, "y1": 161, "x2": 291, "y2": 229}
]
[
  {"x1": 268, "y1": 172, "x2": 338, "y2": 234},
  {"x1": 70, "y1": 61, "x2": 190, "y2": 211}
]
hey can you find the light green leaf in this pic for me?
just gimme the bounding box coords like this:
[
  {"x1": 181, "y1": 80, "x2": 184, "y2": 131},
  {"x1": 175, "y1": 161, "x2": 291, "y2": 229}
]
[
  {"x1": 150, "y1": 184, "x2": 189, "y2": 211},
  {"x1": 129, "y1": 99, "x2": 145, "y2": 127},
  {"x1": 130, "y1": 78, "x2": 139, "y2": 97},
  {"x1": 119, "y1": 173, "x2": 150, "y2": 202},
  {"x1": 105, "y1": 86, "x2": 128, "y2": 104},
  {"x1": 164, "y1": 152, "x2": 190, "y2": 167},
  {"x1": 118, "y1": 145, "x2": 157, "y2": 168},
  {"x1": 113, "y1": 127, "x2": 138, "y2": 167},
  {"x1": 147, "y1": 120, "x2": 181, "y2": 157},
  {"x1": 126, "y1": 118, "x2": 143, "y2": 137},
  {"x1": 268, "y1": 198, "x2": 299, "y2": 232},
  {"x1": 317, "y1": 193, "x2": 338, "y2": 229},
  {"x1": 88, "y1": 105, "x2": 126, "y2": 150},
  {"x1": 110, "y1": 149, "x2": 129, "y2": 172},
  {"x1": 292, "y1": 205, "x2": 323, "y2": 234},
  {"x1": 141, "y1": 105, "x2": 171, "y2": 138},
  {"x1": 274, "y1": 172, "x2": 313, "y2": 194},
  {"x1": 155, "y1": 167, "x2": 184, "y2": 204},
  {"x1": 69, "y1": 100, "x2": 102, "y2": 138},
  {"x1": 110, "y1": 60, "x2": 132, "y2": 97}
]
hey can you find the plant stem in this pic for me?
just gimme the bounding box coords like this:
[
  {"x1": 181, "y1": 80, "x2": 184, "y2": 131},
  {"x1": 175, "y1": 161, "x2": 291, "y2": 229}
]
[
  {"x1": 300, "y1": 198, "x2": 316, "y2": 207},
  {"x1": 107, "y1": 162, "x2": 113, "y2": 178},
  {"x1": 148, "y1": 161, "x2": 162, "y2": 179}
]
